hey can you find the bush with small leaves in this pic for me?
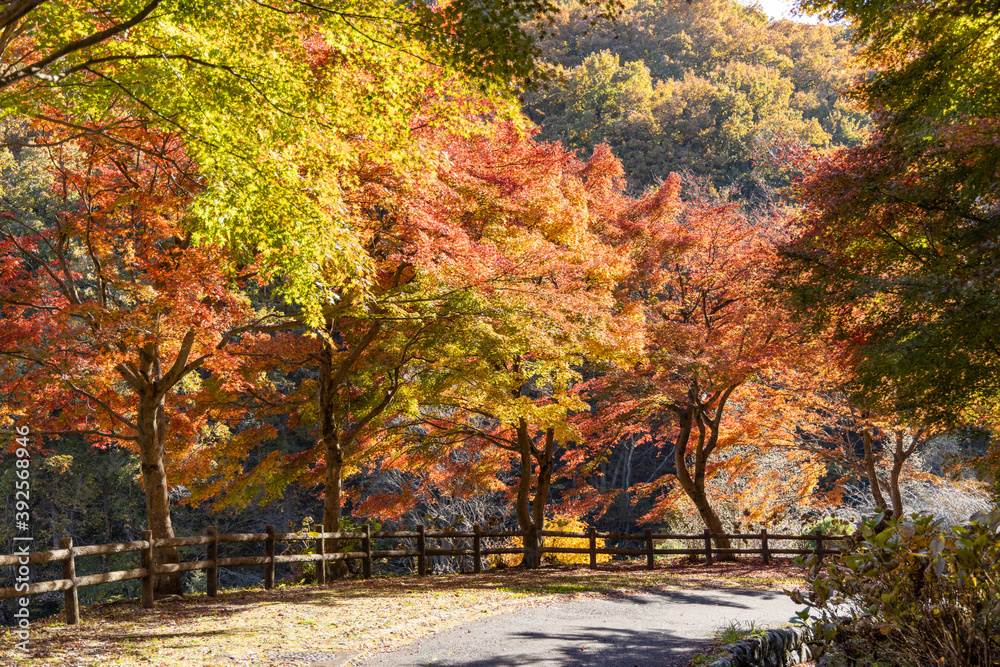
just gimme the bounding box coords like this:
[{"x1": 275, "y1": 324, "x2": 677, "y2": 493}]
[
  {"x1": 805, "y1": 516, "x2": 852, "y2": 550},
  {"x1": 789, "y1": 510, "x2": 1000, "y2": 666}
]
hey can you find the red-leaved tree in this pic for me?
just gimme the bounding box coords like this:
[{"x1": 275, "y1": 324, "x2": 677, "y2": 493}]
[{"x1": 0, "y1": 125, "x2": 283, "y2": 593}]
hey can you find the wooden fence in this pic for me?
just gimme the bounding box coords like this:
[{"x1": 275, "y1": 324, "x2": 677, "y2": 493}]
[{"x1": 0, "y1": 525, "x2": 847, "y2": 624}]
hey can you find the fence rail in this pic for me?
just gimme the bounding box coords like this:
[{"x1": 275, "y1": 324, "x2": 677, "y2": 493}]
[{"x1": 1, "y1": 524, "x2": 848, "y2": 624}]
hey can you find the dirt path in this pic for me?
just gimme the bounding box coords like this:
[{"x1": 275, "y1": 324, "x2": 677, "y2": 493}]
[{"x1": 359, "y1": 587, "x2": 801, "y2": 666}]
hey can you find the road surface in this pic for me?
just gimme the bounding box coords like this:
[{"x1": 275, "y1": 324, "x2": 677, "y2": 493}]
[{"x1": 358, "y1": 587, "x2": 802, "y2": 666}]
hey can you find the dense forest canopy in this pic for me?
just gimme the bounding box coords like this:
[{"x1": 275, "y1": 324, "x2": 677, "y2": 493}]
[{"x1": 525, "y1": 0, "x2": 867, "y2": 198}]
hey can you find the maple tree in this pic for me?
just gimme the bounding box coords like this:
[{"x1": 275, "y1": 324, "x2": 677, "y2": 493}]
[
  {"x1": 0, "y1": 124, "x2": 286, "y2": 593},
  {"x1": 768, "y1": 341, "x2": 943, "y2": 520},
  {"x1": 0, "y1": 0, "x2": 623, "y2": 94},
  {"x1": 578, "y1": 173, "x2": 816, "y2": 549},
  {"x1": 0, "y1": 0, "x2": 632, "y2": 325},
  {"x1": 784, "y1": 121, "x2": 1000, "y2": 422},
  {"x1": 781, "y1": 0, "x2": 1000, "y2": 437},
  {"x1": 209, "y1": 119, "x2": 588, "y2": 572},
  {"x1": 800, "y1": 0, "x2": 1000, "y2": 128},
  {"x1": 339, "y1": 131, "x2": 632, "y2": 568},
  {"x1": 0, "y1": 6, "x2": 514, "y2": 326},
  {"x1": 419, "y1": 132, "x2": 627, "y2": 568}
]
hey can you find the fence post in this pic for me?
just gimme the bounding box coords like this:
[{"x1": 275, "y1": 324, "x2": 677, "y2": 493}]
[
  {"x1": 417, "y1": 524, "x2": 427, "y2": 576},
  {"x1": 813, "y1": 528, "x2": 824, "y2": 564},
  {"x1": 473, "y1": 523, "x2": 482, "y2": 574},
  {"x1": 59, "y1": 537, "x2": 79, "y2": 625},
  {"x1": 315, "y1": 524, "x2": 326, "y2": 586},
  {"x1": 207, "y1": 526, "x2": 218, "y2": 597},
  {"x1": 760, "y1": 529, "x2": 770, "y2": 566},
  {"x1": 645, "y1": 528, "x2": 655, "y2": 570},
  {"x1": 458, "y1": 533, "x2": 466, "y2": 574},
  {"x1": 588, "y1": 526, "x2": 597, "y2": 570},
  {"x1": 703, "y1": 528, "x2": 713, "y2": 566},
  {"x1": 362, "y1": 524, "x2": 372, "y2": 579},
  {"x1": 265, "y1": 525, "x2": 275, "y2": 590},
  {"x1": 140, "y1": 530, "x2": 154, "y2": 609}
]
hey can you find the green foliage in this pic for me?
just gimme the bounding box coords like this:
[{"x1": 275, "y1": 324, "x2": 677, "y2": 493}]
[
  {"x1": 716, "y1": 619, "x2": 763, "y2": 645},
  {"x1": 782, "y1": 0, "x2": 1000, "y2": 429},
  {"x1": 800, "y1": 0, "x2": 1000, "y2": 129},
  {"x1": 0, "y1": 438, "x2": 148, "y2": 617},
  {"x1": 805, "y1": 517, "x2": 852, "y2": 549},
  {"x1": 793, "y1": 511, "x2": 1000, "y2": 666},
  {"x1": 278, "y1": 516, "x2": 382, "y2": 583},
  {"x1": 0, "y1": 0, "x2": 540, "y2": 322},
  {"x1": 687, "y1": 620, "x2": 765, "y2": 666},
  {"x1": 280, "y1": 517, "x2": 323, "y2": 585},
  {"x1": 526, "y1": 0, "x2": 867, "y2": 194}
]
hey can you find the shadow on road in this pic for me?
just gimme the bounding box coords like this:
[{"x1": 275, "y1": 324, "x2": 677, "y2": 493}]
[
  {"x1": 395, "y1": 624, "x2": 712, "y2": 666},
  {"x1": 360, "y1": 588, "x2": 801, "y2": 666},
  {"x1": 592, "y1": 585, "x2": 785, "y2": 608}
]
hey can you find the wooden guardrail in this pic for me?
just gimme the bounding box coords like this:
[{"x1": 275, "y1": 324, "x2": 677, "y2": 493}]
[{"x1": 0, "y1": 525, "x2": 846, "y2": 624}]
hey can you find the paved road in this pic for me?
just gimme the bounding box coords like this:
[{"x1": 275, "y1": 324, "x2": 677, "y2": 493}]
[{"x1": 359, "y1": 587, "x2": 802, "y2": 666}]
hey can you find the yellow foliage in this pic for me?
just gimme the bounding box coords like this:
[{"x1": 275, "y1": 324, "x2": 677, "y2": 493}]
[
  {"x1": 542, "y1": 517, "x2": 612, "y2": 565},
  {"x1": 490, "y1": 516, "x2": 612, "y2": 567}
]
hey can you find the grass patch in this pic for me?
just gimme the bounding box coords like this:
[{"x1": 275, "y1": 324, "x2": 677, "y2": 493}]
[{"x1": 686, "y1": 619, "x2": 766, "y2": 666}]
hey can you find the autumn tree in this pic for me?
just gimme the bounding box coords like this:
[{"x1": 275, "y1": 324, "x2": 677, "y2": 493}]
[
  {"x1": 340, "y1": 130, "x2": 631, "y2": 568},
  {"x1": 206, "y1": 119, "x2": 592, "y2": 573},
  {"x1": 0, "y1": 0, "x2": 630, "y2": 325},
  {"x1": 782, "y1": 0, "x2": 1000, "y2": 435},
  {"x1": 758, "y1": 330, "x2": 959, "y2": 521},
  {"x1": 0, "y1": 126, "x2": 284, "y2": 593},
  {"x1": 580, "y1": 173, "x2": 814, "y2": 549},
  {"x1": 0, "y1": 0, "x2": 622, "y2": 94}
]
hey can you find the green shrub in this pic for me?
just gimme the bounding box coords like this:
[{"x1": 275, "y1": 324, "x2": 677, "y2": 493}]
[
  {"x1": 804, "y1": 516, "x2": 852, "y2": 549},
  {"x1": 280, "y1": 517, "x2": 321, "y2": 584},
  {"x1": 790, "y1": 510, "x2": 1000, "y2": 666}
]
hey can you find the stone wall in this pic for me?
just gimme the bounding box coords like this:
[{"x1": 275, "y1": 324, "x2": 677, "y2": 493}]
[{"x1": 707, "y1": 625, "x2": 816, "y2": 667}]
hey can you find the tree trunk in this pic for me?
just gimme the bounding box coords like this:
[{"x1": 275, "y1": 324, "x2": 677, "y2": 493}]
[
  {"x1": 323, "y1": 439, "x2": 347, "y2": 578},
  {"x1": 888, "y1": 460, "x2": 904, "y2": 519},
  {"x1": 137, "y1": 394, "x2": 180, "y2": 596},
  {"x1": 531, "y1": 428, "x2": 556, "y2": 567},
  {"x1": 514, "y1": 419, "x2": 536, "y2": 568},
  {"x1": 673, "y1": 407, "x2": 733, "y2": 552},
  {"x1": 861, "y1": 428, "x2": 891, "y2": 516},
  {"x1": 888, "y1": 429, "x2": 918, "y2": 520},
  {"x1": 531, "y1": 428, "x2": 555, "y2": 532},
  {"x1": 318, "y1": 339, "x2": 348, "y2": 579}
]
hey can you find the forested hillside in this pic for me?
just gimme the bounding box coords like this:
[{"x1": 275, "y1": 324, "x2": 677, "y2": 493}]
[{"x1": 526, "y1": 0, "x2": 867, "y2": 200}]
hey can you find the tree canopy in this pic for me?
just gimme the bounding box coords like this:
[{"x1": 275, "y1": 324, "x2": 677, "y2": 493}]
[{"x1": 781, "y1": 0, "x2": 1000, "y2": 429}]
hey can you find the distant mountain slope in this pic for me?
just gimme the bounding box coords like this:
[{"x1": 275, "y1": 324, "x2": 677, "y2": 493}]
[{"x1": 526, "y1": 0, "x2": 867, "y2": 200}]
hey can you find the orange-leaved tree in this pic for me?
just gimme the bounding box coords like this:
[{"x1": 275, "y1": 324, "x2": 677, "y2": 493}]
[
  {"x1": 361, "y1": 131, "x2": 635, "y2": 567},
  {"x1": 580, "y1": 176, "x2": 815, "y2": 549},
  {"x1": 778, "y1": 335, "x2": 951, "y2": 521},
  {"x1": 209, "y1": 118, "x2": 565, "y2": 571},
  {"x1": 0, "y1": 125, "x2": 285, "y2": 593}
]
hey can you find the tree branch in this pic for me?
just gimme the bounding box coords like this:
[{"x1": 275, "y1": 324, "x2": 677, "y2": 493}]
[
  {"x1": 0, "y1": 0, "x2": 165, "y2": 90},
  {"x1": 62, "y1": 380, "x2": 138, "y2": 432}
]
